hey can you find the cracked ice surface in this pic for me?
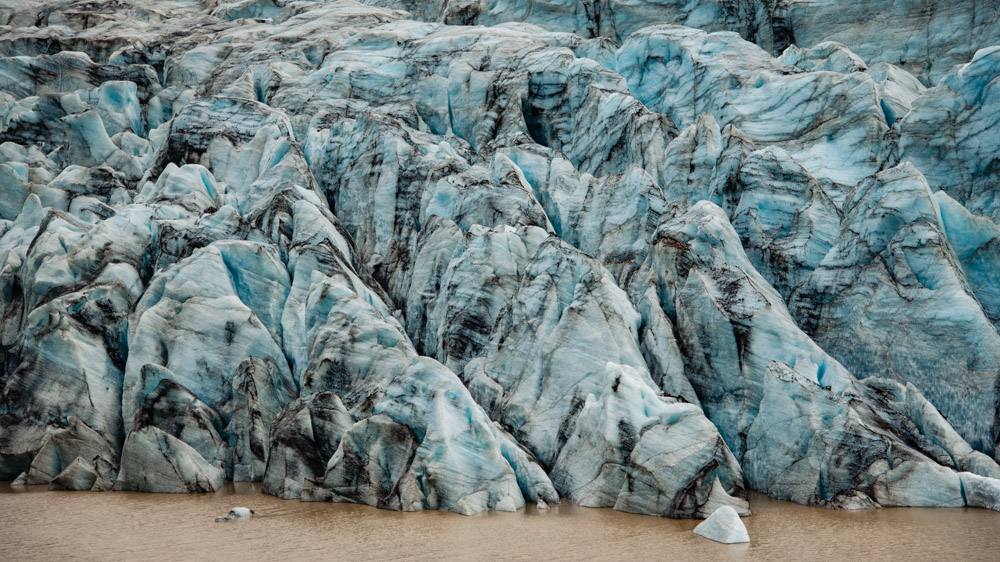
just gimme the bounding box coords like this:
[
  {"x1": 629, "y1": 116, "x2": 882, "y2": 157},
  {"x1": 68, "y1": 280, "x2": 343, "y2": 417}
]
[{"x1": 1, "y1": 0, "x2": 1000, "y2": 517}]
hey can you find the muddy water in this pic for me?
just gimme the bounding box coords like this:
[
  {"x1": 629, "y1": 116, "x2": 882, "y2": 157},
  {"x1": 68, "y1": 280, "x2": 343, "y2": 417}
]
[{"x1": 1, "y1": 483, "x2": 998, "y2": 561}]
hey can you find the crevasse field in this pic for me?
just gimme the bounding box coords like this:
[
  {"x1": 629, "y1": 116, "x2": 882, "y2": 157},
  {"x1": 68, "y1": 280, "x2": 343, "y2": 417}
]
[{"x1": 1, "y1": 0, "x2": 1000, "y2": 524}]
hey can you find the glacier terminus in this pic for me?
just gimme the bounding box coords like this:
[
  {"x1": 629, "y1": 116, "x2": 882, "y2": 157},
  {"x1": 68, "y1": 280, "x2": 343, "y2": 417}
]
[{"x1": 1, "y1": 0, "x2": 1000, "y2": 522}]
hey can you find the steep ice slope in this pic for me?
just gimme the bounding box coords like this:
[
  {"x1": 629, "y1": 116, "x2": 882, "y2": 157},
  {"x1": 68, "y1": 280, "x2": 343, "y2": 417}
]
[
  {"x1": 354, "y1": 0, "x2": 1000, "y2": 83},
  {"x1": 899, "y1": 47, "x2": 1000, "y2": 221},
  {"x1": 790, "y1": 164, "x2": 1000, "y2": 458},
  {"x1": 458, "y1": 233, "x2": 748, "y2": 517},
  {"x1": 633, "y1": 202, "x2": 1000, "y2": 509},
  {"x1": 778, "y1": 0, "x2": 1000, "y2": 84},
  {"x1": 617, "y1": 25, "x2": 891, "y2": 188},
  {"x1": 2, "y1": 0, "x2": 1000, "y2": 517}
]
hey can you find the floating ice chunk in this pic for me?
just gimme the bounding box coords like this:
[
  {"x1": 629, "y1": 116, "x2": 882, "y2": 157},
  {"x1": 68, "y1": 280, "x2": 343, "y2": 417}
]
[
  {"x1": 693, "y1": 505, "x2": 750, "y2": 544},
  {"x1": 215, "y1": 507, "x2": 255, "y2": 522}
]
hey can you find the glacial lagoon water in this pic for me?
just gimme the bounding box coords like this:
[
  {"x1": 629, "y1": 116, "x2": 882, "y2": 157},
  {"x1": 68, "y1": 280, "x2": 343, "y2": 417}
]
[{"x1": 2, "y1": 483, "x2": 998, "y2": 561}]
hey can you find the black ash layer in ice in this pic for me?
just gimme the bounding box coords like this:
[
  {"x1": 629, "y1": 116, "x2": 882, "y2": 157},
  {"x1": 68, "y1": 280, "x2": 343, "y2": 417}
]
[{"x1": 1, "y1": 0, "x2": 1000, "y2": 516}]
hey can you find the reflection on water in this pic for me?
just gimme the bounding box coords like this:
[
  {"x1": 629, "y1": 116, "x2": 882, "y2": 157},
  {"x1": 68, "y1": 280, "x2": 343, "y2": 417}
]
[{"x1": 1, "y1": 482, "x2": 998, "y2": 561}]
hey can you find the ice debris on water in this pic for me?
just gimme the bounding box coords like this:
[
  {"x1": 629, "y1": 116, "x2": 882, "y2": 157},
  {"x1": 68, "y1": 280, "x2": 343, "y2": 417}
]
[
  {"x1": 216, "y1": 507, "x2": 255, "y2": 522},
  {"x1": 693, "y1": 506, "x2": 750, "y2": 544}
]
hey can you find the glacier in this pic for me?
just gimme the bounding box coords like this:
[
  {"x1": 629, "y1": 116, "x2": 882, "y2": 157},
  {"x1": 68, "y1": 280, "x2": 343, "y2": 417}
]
[{"x1": 1, "y1": 0, "x2": 1000, "y2": 519}]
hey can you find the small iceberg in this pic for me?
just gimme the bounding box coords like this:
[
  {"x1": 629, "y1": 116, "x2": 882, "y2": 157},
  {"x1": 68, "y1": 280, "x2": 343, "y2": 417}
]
[
  {"x1": 693, "y1": 506, "x2": 750, "y2": 544},
  {"x1": 215, "y1": 507, "x2": 255, "y2": 522}
]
